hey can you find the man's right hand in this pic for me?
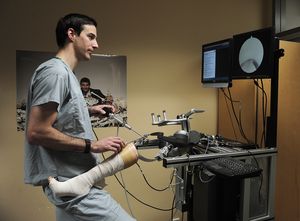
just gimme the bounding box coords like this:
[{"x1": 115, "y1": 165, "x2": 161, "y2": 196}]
[
  {"x1": 88, "y1": 104, "x2": 115, "y2": 117},
  {"x1": 91, "y1": 137, "x2": 124, "y2": 153}
]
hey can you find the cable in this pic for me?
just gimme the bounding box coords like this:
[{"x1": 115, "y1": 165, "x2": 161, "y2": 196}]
[
  {"x1": 119, "y1": 171, "x2": 136, "y2": 218},
  {"x1": 260, "y1": 79, "x2": 267, "y2": 147},
  {"x1": 93, "y1": 123, "x2": 176, "y2": 212},
  {"x1": 138, "y1": 154, "x2": 157, "y2": 162},
  {"x1": 198, "y1": 167, "x2": 215, "y2": 183},
  {"x1": 222, "y1": 88, "x2": 251, "y2": 143},
  {"x1": 136, "y1": 162, "x2": 175, "y2": 192},
  {"x1": 246, "y1": 150, "x2": 264, "y2": 203},
  {"x1": 104, "y1": 155, "x2": 175, "y2": 211},
  {"x1": 109, "y1": 113, "x2": 145, "y2": 138},
  {"x1": 170, "y1": 190, "x2": 176, "y2": 221},
  {"x1": 254, "y1": 79, "x2": 268, "y2": 147},
  {"x1": 204, "y1": 137, "x2": 210, "y2": 154},
  {"x1": 93, "y1": 111, "x2": 199, "y2": 214},
  {"x1": 114, "y1": 173, "x2": 175, "y2": 211},
  {"x1": 114, "y1": 124, "x2": 137, "y2": 217},
  {"x1": 254, "y1": 82, "x2": 259, "y2": 145},
  {"x1": 93, "y1": 126, "x2": 138, "y2": 213},
  {"x1": 221, "y1": 88, "x2": 238, "y2": 139},
  {"x1": 170, "y1": 196, "x2": 185, "y2": 221}
]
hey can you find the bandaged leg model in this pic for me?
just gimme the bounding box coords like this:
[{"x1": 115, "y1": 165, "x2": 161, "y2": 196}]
[{"x1": 48, "y1": 142, "x2": 138, "y2": 197}]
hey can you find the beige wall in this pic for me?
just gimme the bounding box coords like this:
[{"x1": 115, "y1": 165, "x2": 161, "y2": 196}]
[
  {"x1": 0, "y1": 1, "x2": 271, "y2": 221},
  {"x1": 275, "y1": 40, "x2": 300, "y2": 221}
]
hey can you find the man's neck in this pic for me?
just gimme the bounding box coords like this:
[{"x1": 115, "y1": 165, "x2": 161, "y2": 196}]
[{"x1": 56, "y1": 46, "x2": 78, "y2": 70}]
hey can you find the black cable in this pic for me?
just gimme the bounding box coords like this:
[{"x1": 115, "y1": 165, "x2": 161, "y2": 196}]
[
  {"x1": 253, "y1": 79, "x2": 268, "y2": 147},
  {"x1": 113, "y1": 172, "x2": 175, "y2": 211},
  {"x1": 260, "y1": 79, "x2": 268, "y2": 147},
  {"x1": 170, "y1": 191, "x2": 176, "y2": 221},
  {"x1": 254, "y1": 81, "x2": 259, "y2": 145},
  {"x1": 236, "y1": 103, "x2": 250, "y2": 143},
  {"x1": 198, "y1": 167, "x2": 215, "y2": 183},
  {"x1": 221, "y1": 88, "x2": 238, "y2": 139},
  {"x1": 225, "y1": 88, "x2": 251, "y2": 143},
  {"x1": 136, "y1": 162, "x2": 175, "y2": 192},
  {"x1": 106, "y1": 154, "x2": 175, "y2": 211},
  {"x1": 222, "y1": 88, "x2": 246, "y2": 140},
  {"x1": 101, "y1": 149, "x2": 175, "y2": 211},
  {"x1": 93, "y1": 127, "x2": 176, "y2": 212},
  {"x1": 246, "y1": 150, "x2": 264, "y2": 203}
]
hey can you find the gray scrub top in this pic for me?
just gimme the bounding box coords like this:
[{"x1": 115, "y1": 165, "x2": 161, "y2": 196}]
[{"x1": 24, "y1": 57, "x2": 99, "y2": 186}]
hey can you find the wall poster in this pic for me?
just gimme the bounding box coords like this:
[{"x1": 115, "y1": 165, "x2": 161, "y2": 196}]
[{"x1": 16, "y1": 50, "x2": 127, "y2": 131}]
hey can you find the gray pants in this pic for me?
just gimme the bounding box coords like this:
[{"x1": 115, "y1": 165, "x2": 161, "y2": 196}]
[{"x1": 44, "y1": 186, "x2": 136, "y2": 221}]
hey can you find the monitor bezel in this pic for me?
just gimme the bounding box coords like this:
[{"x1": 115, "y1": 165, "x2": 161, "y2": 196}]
[
  {"x1": 231, "y1": 27, "x2": 275, "y2": 79},
  {"x1": 201, "y1": 38, "x2": 233, "y2": 88}
]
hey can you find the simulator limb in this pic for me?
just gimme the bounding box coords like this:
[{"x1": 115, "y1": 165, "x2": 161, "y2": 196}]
[{"x1": 48, "y1": 143, "x2": 138, "y2": 197}]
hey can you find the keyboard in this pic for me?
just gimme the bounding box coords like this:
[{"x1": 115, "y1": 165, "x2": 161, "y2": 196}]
[{"x1": 202, "y1": 157, "x2": 262, "y2": 179}]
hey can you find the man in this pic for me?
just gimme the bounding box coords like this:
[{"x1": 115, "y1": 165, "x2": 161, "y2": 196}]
[
  {"x1": 80, "y1": 77, "x2": 107, "y2": 105},
  {"x1": 24, "y1": 13, "x2": 136, "y2": 221}
]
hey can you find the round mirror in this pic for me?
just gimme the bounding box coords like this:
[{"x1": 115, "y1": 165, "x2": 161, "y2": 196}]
[{"x1": 239, "y1": 36, "x2": 264, "y2": 73}]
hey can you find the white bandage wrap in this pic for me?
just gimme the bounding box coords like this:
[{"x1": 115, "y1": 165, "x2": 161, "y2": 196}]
[{"x1": 49, "y1": 154, "x2": 124, "y2": 197}]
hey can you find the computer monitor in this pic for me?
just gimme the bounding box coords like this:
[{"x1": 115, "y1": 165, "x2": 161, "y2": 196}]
[
  {"x1": 231, "y1": 27, "x2": 275, "y2": 79},
  {"x1": 201, "y1": 38, "x2": 232, "y2": 88}
]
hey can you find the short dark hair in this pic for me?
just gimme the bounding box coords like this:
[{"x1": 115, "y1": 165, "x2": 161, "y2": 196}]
[
  {"x1": 80, "y1": 77, "x2": 91, "y2": 85},
  {"x1": 56, "y1": 13, "x2": 97, "y2": 48}
]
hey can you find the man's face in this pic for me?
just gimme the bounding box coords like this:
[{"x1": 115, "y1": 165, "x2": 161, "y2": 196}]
[
  {"x1": 80, "y1": 82, "x2": 90, "y2": 94},
  {"x1": 74, "y1": 24, "x2": 99, "y2": 61}
]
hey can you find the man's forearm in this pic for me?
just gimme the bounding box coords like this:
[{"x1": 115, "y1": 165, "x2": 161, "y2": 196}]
[
  {"x1": 27, "y1": 125, "x2": 86, "y2": 152},
  {"x1": 27, "y1": 103, "x2": 87, "y2": 152}
]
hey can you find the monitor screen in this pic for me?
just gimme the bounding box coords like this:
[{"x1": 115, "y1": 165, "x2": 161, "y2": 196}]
[
  {"x1": 231, "y1": 27, "x2": 275, "y2": 79},
  {"x1": 201, "y1": 39, "x2": 232, "y2": 88}
]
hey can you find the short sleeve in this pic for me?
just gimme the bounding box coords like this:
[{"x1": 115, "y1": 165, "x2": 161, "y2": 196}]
[{"x1": 31, "y1": 65, "x2": 69, "y2": 111}]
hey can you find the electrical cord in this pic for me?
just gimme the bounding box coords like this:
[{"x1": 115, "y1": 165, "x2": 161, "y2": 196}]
[
  {"x1": 204, "y1": 138, "x2": 210, "y2": 154},
  {"x1": 223, "y1": 88, "x2": 251, "y2": 143},
  {"x1": 170, "y1": 191, "x2": 176, "y2": 221},
  {"x1": 135, "y1": 162, "x2": 175, "y2": 192},
  {"x1": 113, "y1": 172, "x2": 175, "y2": 211},
  {"x1": 245, "y1": 150, "x2": 264, "y2": 203},
  {"x1": 260, "y1": 79, "x2": 268, "y2": 147},
  {"x1": 169, "y1": 191, "x2": 187, "y2": 221},
  {"x1": 221, "y1": 88, "x2": 238, "y2": 139},
  {"x1": 92, "y1": 125, "x2": 177, "y2": 212},
  {"x1": 228, "y1": 88, "x2": 250, "y2": 143},
  {"x1": 261, "y1": 79, "x2": 268, "y2": 146},
  {"x1": 119, "y1": 171, "x2": 136, "y2": 218},
  {"x1": 198, "y1": 167, "x2": 215, "y2": 183},
  {"x1": 170, "y1": 195, "x2": 185, "y2": 221},
  {"x1": 253, "y1": 79, "x2": 268, "y2": 147},
  {"x1": 255, "y1": 82, "x2": 259, "y2": 145}
]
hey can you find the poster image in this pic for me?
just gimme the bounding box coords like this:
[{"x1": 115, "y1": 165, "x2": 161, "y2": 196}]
[{"x1": 16, "y1": 50, "x2": 127, "y2": 131}]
